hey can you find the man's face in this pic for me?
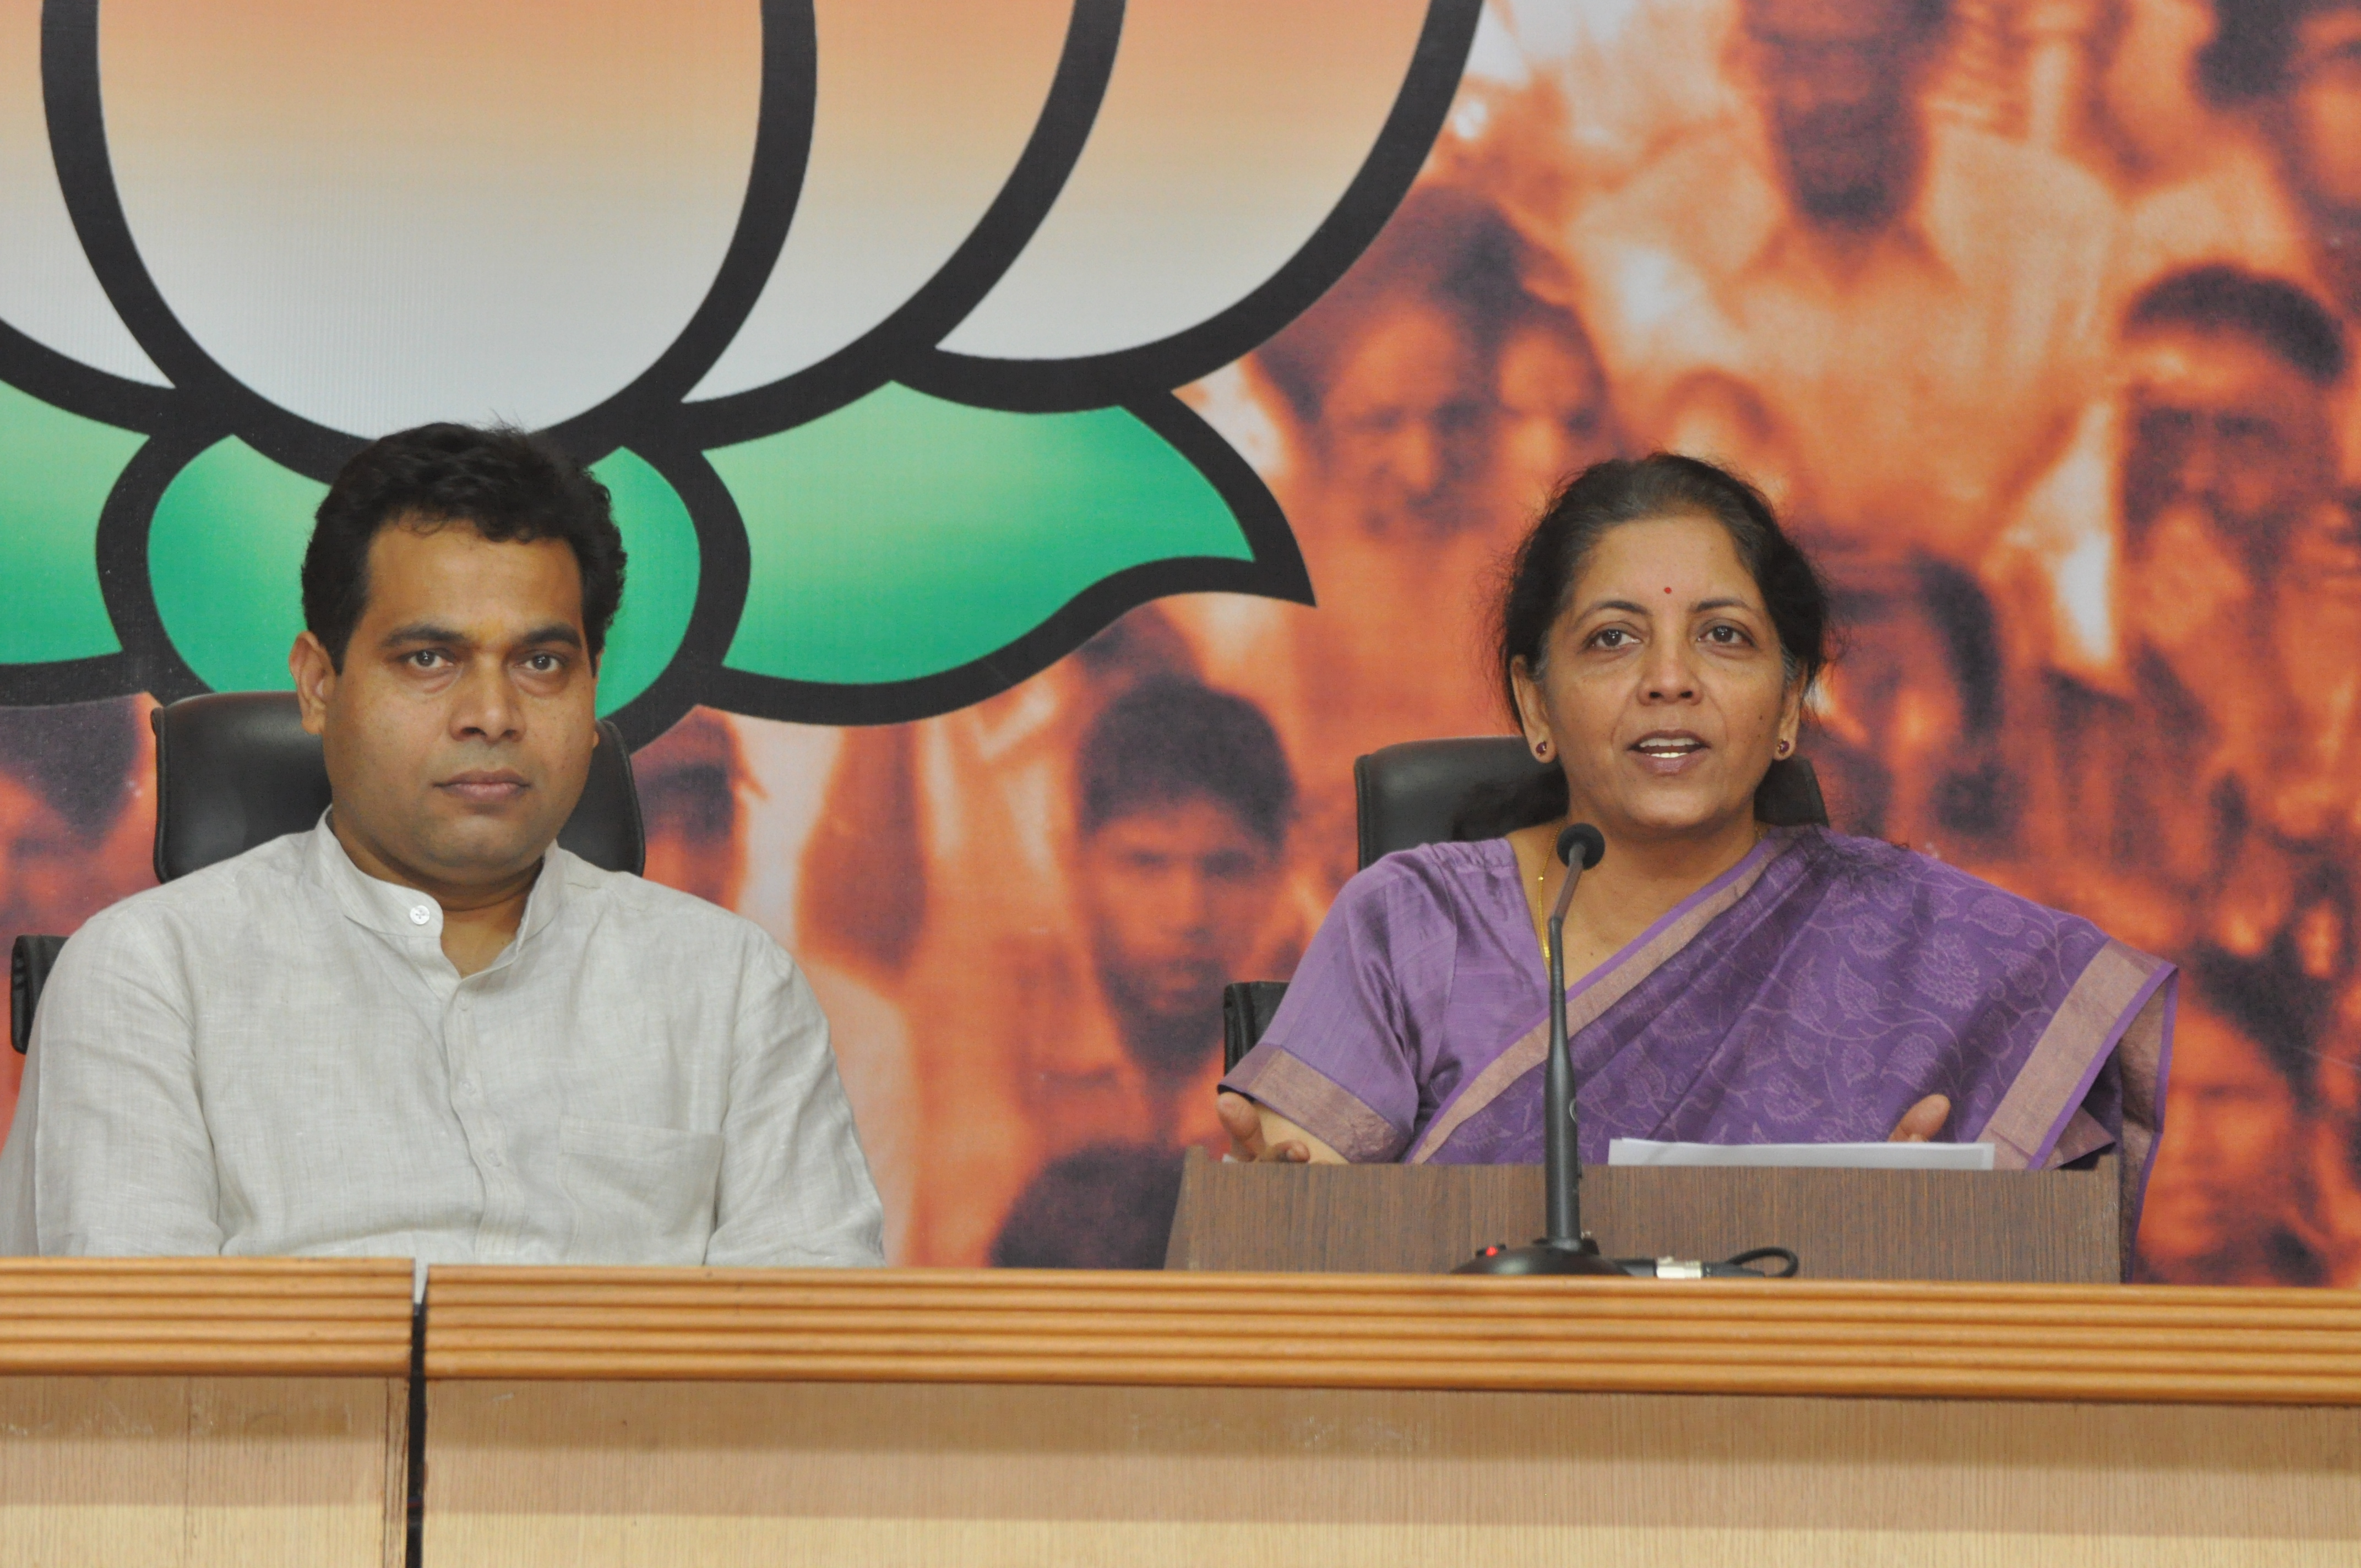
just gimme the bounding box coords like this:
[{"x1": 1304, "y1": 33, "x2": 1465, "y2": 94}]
[
  {"x1": 1077, "y1": 795, "x2": 1281, "y2": 1057},
  {"x1": 640, "y1": 772, "x2": 743, "y2": 910},
  {"x1": 1494, "y1": 325, "x2": 1619, "y2": 515},
  {"x1": 1742, "y1": 0, "x2": 1937, "y2": 228},
  {"x1": 2137, "y1": 1004, "x2": 2303, "y2": 1275},
  {"x1": 295, "y1": 520, "x2": 598, "y2": 892},
  {"x1": 2120, "y1": 327, "x2": 2336, "y2": 567},
  {"x1": 2282, "y1": 7, "x2": 2361, "y2": 221},
  {"x1": 1321, "y1": 304, "x2": 1486, "y2": 540},
  {"x1": 0, "y1": 771, "x2": 85, "y2": 938}
]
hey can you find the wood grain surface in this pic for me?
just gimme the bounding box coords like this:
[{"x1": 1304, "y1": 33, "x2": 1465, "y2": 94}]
[
  {"x1": 424, "y1": 1378, "x2": 2361, "y2": 1567},
  {"x1": 0, "y1": 1375, "x2": 404, "y2": 1568},
  {"x1": 1163, "y1": 1149, "x2": 2121, "y2": 1281},
  {"x1": 424, "y1": 1265, "x2": 2361, "y2": 1406},
  {"x1": 0, "y1": 1258, "x2": 414, "y2": 1376}
]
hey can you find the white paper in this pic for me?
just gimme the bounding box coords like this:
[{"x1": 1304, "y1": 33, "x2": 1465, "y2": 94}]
[{"x1": 1606, "y1": 1139, "x2": 1996, "y2": 1172}]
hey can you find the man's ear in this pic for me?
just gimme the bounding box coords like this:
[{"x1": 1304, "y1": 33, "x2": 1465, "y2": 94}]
[{"x1": 291, "y1": 631, "x2": 338, "y2": 738}]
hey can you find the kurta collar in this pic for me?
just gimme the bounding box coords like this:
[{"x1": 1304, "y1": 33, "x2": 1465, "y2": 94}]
[{"x1": 304, "y1": 812, "x2": 569, "y2": 955}]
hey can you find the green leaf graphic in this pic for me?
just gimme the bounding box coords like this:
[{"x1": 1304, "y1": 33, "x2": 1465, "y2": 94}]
[
  {"x1": 589, "y1": 449, "x2": 700, "y2": 716},
  {"x1": 0, "y1": 382, "x2": 143, "y2": 664},
  {"x1": 148, "y1": 437, "x2": 326, "y2": 692},
  {"x1": 145, "y1": 441, "x2": 701, "y2": 705},
  {"x1": 712, "y1": 384, "x2": 1252, "y2": 686}
]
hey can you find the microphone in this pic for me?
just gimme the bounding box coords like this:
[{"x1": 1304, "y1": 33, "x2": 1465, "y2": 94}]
[{"x1": 1456, "y1": 822, "x2": 1624, "y2": 1276}]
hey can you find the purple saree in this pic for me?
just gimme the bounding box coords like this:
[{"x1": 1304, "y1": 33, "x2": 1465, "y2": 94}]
[{"x1": 1222, "y1": 827, "x2": 2173, "y2": 1259}]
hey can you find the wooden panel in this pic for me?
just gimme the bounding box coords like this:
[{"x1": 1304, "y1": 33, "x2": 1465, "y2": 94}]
[
  {"x1": 0, "y1": 1375, "x2": 404, "y2": 1568},
  {"x1": 424, "y1": 1266, "x2": 2361, "y2": 1405},
  {"x1": 1163, "y1": 1150, "x2": 2121, "y2": 1282},
  {"x1": 0, "y1": 1258, "x2": 415, "y2": 1376},
  {"x1": 424, "y1": 1377, "x2": 2361, "y2": 1567}
]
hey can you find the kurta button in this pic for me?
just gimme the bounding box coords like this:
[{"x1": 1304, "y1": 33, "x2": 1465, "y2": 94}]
[{"x1": 409, "y1": 905, "x2": 432, "y2": 925}]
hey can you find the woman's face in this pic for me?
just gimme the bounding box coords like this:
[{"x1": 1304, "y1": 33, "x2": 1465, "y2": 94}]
[{"x1": 1513, "y1": 514, "x2": 1802, "y2": 843}]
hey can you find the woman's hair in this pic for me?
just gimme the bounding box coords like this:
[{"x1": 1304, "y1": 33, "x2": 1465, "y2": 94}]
[{"x1": 1454, "y1": 453, "x2": 1834, "y2": 838}]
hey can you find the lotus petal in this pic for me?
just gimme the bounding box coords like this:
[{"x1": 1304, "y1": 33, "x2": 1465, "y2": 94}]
[
  {"x1": 587, "y1": 449, "x2": 701, "y2": 716},
  {"x1": 0, "y1": 0, "x2": 162, "y2": 385},
  {"x1": 146, "y1": 437, "x2": 327, "y2": 692},
  {"x1": 143, "y1": 438, "x2": 702, "y2": 709},
  {"x1": 94, "y1": 0, "x2": 762, "y2": 435},
  {"x1": 938, "y1": 0, "x2": 1433, "y2": 362},
  {"x1": 0, "y1": 381, "x2": 143, "y2": 664},
  {"x1": 688, "y1": 0, "x2": 1076, "y2": 406},
  {"x1": 712, "y1": 384, "x2": 1249, "y2": 687}
]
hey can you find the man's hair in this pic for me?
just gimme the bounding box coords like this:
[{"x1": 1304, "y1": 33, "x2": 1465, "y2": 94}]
[
  {"x1": 302, "y1": 423, "x2": 627, "y2": 669},
  {"x1": 0, "y1": 699, "x2": 140, "y2": 840},
  {"x1": 1254, "y1": 182, "x2": 1532, "y2": 424},
  {"x1": 2124, "y1": 265, "x2": 2348, "y2": 385},
  {"x1": 632, "y1": 711, "x2": 744, "y2": 842},
  {"x1": 988, "y1": 1144, "x2": 1184, "y2": 1270},
  {"x1": 1075, "y1": 679, "x2": 1295, "y2": 850},
  {"x1": 2199, "y1": 0, "x2": 2357, "y2": 105}
]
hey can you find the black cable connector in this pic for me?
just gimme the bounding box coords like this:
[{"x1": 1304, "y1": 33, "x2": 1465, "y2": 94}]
[{"x1": 1609, "y1": 1245, "x2": 1799, "y2": 1279}]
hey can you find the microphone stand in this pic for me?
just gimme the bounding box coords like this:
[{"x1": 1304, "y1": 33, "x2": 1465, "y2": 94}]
[{"x1": 1456, "y1": 823, "x2": 1623, "y2": 1276}]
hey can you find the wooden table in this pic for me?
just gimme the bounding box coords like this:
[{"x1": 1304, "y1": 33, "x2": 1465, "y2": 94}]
[
  {"x1": 423, "y1": 1267, "x2": 2361, "y2": 1567},
  {"x1": 0, "y1": 1258, "x2": 414, "y2": 1568}
]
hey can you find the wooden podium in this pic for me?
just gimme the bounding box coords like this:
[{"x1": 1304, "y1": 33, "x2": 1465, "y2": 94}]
[
  {"x1": 416, "y1": 1266, "x2": 2361, "y2": 1565},
  {"x1": 0, "y1": 1258, "x2": 414, "y2": 1568},
  {"x1": 1165, "y1": 1148, "x2": 2124, "y2": 1281},
  {"x1": 4, "y1": 1257, "x2": 2360, "y2": 1565}
]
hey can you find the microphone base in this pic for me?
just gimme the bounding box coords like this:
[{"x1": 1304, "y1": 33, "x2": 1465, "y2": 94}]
[{"x1": 1453, "y1": 1238, "x2": 1626, "y2": 1276}]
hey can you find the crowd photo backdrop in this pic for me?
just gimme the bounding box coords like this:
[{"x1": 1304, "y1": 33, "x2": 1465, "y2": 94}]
[{"x1": 4, "y1": 0, "x2": 2359, "y2": 1282}]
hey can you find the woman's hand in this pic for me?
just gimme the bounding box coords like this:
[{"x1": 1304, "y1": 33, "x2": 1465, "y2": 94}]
[
  {"x1": 1216, "y1": 1091, "x2": 1347, "y2": 1163},
  {"x1": 1887, "y1": 1094, "x2": 1951, "y2": 1142}
]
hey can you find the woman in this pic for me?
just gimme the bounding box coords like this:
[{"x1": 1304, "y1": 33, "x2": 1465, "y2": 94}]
[{"x1": 1216, "y1": 455, "x2": 2171, "y2": 1253}]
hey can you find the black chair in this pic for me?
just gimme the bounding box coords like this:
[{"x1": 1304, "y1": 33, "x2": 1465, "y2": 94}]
[
  {"x1": 10, "y1": 692, "x2": 647, "y2": 1054},
  {"x1": 1220, "y1": 742, "x2": 1830, "y2": 1069}
]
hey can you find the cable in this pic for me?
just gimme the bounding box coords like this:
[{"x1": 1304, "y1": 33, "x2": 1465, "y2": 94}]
[{"x1": 1609, "y1": 1245, "x2": 1799, "y2": 1279}]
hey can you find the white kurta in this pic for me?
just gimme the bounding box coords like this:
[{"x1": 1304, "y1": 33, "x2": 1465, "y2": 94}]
[{"x1": 0, "y1": 819, "x2": 884, "y2": 1266}]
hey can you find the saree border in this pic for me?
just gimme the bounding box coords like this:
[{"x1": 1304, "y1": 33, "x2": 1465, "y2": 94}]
[
  {"x1": 1404, "y1": 830, "x2": 1800, "y2": 1164},
  {"x1": 1973, "y1": 939, "x2": 2174, "y2": 1171},
  {"x1": 1222, "y1": 1039, "x2": 1407, "y2": 1163}
]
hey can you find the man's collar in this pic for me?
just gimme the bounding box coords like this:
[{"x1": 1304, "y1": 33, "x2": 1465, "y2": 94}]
[
  {"x1": 1732, "y1": 118, "x2": 1956, "y2": 287},
  {"x1": 306, "y1": 813, "x2": 569, "y2": 951}
]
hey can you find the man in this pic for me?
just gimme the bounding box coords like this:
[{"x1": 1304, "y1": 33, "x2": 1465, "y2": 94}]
[
  {"x1": 2137, "y1": 968, "x2": 2330, "y2": 1285},
  {"x1": 2032, "y1": 268, "x2": 2344, "y2": 916},
  {"x1": 1068, "y1": 679, "x2": 1295, "y2": 1152},
  {"x1": 984, "y1": 681, "x2": 1294, "y2": 1269},
  {"x1": 0, "y1": 699, "x2": 151, "y2": 1135},
  {"x1": 2198, "y1": 0, "x2": 2361, "y2": 319},
  {"x1": 0, "y1": 425, "x2": 883, "y2": 1265},
  {"x1": 1564, "y1": 0, "x2": 2117, "y2": 567},
  {"x1": 632, "y1": 708, "x2": 748, "y2": 911}
]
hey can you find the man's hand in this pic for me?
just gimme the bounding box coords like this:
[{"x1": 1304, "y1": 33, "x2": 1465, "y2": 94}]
[
  {"x1": 1887, "y1": 1093, "x2": 1951, "y2": 1142},
  {"x1": 1216, "y1": 1091, "x2": 1345, "y2": 1163}
]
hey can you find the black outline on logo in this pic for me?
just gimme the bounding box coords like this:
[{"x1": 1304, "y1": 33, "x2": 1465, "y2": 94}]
[
  {"x1": 3, "y1": 0, "x2": 1476, "y2": 739},
  {"x1": 700, "y1": 390, "x2": 1309, "y2": 728},
  {"x1": 678, "y1": 0, "x2": 1127, "y2": 449},
  {"x1": 901, "y1": 0, "x2": 1483, "y2": 414}
]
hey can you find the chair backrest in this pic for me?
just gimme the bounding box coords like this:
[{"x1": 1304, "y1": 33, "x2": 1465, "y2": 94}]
[
  {"x1": 151, "y1": 692, "x2": 647, "y2": 881},
  {"x1": 13, "y1": 696, "x2": 646, "y2": 1054},
  {"x1": 1351, "y1": 737, "x2": 1829, "y2": 870},
  {"x1": 10, "y1": 935, "x2": 65, "y2": 1055}
]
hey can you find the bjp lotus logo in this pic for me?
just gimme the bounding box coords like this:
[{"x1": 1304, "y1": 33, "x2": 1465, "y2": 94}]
[{"x1": 0, "y1": 0, "x2": 1476, "y2": 738}]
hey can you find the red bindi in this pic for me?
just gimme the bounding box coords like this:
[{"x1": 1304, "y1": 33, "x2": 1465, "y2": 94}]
[{"x1": 1663, "y1": 586, "x2": 1672, "y2": 594}]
